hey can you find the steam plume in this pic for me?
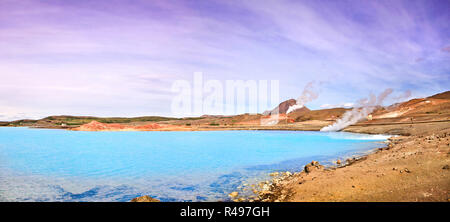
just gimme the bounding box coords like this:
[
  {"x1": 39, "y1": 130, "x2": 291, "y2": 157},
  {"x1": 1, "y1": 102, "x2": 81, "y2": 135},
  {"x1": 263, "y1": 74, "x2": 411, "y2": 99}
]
[
  {"x1": 261, "y1": 81, "x2": 319, "y2": 126},
  {"x1": 320, "y1": 88, "x2": 393, "y2": 132},
  {"x1": 392, "y1": 90, "x2": 412, "y2": 102},
  {"x1": 286, "y1": 82, "x2": 319, "y2": 114},
  {"x1": 380, "y1": 90, "x2": 412, "y2": 112}
]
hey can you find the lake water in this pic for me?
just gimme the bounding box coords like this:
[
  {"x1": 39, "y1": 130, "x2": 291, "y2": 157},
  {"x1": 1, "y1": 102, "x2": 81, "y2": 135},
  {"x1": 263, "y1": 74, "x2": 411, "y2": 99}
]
[{"x1": 0, "y1": 127, "x2": 389, "y2": 202}]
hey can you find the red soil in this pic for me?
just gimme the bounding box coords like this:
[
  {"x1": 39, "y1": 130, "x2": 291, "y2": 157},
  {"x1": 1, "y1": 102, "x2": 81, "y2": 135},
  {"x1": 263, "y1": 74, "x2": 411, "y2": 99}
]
[{"x1": 73, "y1": 120, "x2": 162, "y2": 131}]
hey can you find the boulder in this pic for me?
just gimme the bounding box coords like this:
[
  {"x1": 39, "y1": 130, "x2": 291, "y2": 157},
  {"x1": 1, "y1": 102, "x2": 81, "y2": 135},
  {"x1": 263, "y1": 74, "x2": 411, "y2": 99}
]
[
  {"x1": 131, "y1": 195, "x2": 160, "y2": 202},
  {"x1": 229, "y1": 192, "x2": 239, "y2": 198},
  {"x1": 304, "y1": 161, "x2": 324, "y2": 173}
]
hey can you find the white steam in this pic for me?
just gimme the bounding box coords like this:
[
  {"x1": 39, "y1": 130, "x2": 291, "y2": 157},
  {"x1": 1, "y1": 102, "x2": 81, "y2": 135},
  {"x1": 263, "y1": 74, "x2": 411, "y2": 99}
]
[
  {"x1": 286, "y1": 82, "x2": 319, "y2": 114},
  {"x1": 320, "y1": 89, "x2": 393, "y2": 132},
  {"x1": 383, "y1": 90, "x2": 412, "y2": 111},
  {"x1": 392, "y1": 90, "x2": 412, "y2": 101}
]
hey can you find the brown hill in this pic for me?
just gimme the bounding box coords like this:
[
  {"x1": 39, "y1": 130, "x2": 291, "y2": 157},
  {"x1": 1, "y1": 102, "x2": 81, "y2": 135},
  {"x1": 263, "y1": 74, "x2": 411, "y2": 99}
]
[
  {"x1": 263, "y1": 99, "x2": 297, "y2": 115},
  {"x1": 428, "y1": 90, "x2": 450, "y2": 100},
  {"x1": 290, "y1": 107, "x2": 350, "y2": 121},
  {"x1": 371, "y1": 91, "x2": 450, "y2": 121}
]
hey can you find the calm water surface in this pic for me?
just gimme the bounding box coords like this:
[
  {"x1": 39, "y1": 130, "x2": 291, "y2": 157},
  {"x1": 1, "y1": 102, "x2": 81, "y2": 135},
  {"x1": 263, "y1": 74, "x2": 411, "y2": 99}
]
[{"x1": 0, "y1": 127, "x2": 389, "y2": 201}]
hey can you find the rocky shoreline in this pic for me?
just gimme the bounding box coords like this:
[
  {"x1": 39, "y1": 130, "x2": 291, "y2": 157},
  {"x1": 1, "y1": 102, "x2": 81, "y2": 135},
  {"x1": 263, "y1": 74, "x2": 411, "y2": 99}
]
[
  {"x1": 228, "y1": 155, "x2": 378, "y2": 202},
  {"x1": 130, "y1": 154, "x2": 382, "y2": 202},
  {"x1": 227, "y1": 128, "x2": 449, "y2": 202}
]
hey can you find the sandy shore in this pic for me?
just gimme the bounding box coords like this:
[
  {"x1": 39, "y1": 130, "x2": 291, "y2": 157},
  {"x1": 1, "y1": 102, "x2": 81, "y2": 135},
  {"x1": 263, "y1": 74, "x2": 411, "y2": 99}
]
[{"x1": 229, "y1": 121, "x2": 450, "y2": 202}]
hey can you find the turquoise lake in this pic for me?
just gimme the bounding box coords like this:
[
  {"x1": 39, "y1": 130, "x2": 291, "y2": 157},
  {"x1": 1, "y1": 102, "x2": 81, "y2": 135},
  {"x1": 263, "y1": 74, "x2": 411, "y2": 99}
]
[{"x1": 0, "y1": 127, "x2": 389, "y2": 202}]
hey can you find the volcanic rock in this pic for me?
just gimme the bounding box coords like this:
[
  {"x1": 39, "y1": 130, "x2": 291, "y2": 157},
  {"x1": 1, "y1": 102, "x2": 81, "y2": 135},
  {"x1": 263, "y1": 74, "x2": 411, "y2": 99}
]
[
  {"x1": 304, "y1": 161, "x2": 324, "y2": 173},
  {"x1": 131, "y1": 195, "x2": 160, "y2": 202}
]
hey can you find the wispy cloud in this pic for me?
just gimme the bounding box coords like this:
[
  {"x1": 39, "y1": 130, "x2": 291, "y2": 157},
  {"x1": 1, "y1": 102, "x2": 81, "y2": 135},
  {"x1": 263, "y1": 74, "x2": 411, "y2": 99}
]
[{"x1": 0, "y1": 0, "x2": 449, "y2": 120}]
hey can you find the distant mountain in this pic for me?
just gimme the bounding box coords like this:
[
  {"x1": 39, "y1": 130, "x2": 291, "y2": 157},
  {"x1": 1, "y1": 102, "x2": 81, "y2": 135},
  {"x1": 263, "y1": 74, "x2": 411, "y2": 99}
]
[
  {"x1": 373, "y1": 91, "x2": 450, "y2": 119},
  {"x1": 3, "y1": 90, "x2": 449, "y2": 128},
  {"x1": 263, "y1": 99, "x2": 304, "y2": 115}
]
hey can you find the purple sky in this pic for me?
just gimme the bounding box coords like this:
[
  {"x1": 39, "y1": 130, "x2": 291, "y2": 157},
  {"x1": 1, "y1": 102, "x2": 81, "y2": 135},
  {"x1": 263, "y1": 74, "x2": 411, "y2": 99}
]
[{"x1": 0, "y1": 0, "x2": 449, "y2": 120}]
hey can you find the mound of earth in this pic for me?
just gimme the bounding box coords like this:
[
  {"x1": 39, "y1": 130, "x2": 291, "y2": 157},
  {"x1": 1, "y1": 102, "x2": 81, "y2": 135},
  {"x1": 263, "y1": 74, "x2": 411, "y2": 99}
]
[
  {"x1": 73, "y1": 120, "x2": 162, "y2": 131},
  {"x1": 263, "y1": 99, "x2": 298, "y2": 115}
]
